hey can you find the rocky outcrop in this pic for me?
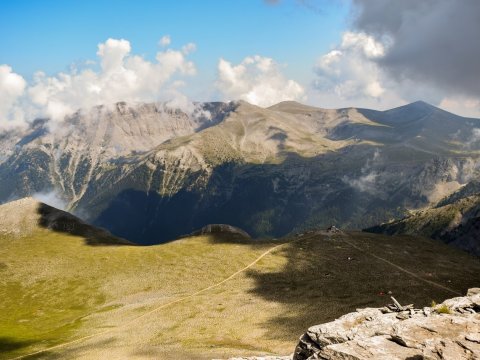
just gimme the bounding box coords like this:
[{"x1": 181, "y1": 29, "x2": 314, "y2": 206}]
[
  {"x1": 293, "y1": 288, "x2": 480, "y2": 360},
  {"x1": 224, "y1": 289, "x2": 480, "y2": 360},
  {"x1": 225, "y1": 357, "x2": 291, "y2": 360}
]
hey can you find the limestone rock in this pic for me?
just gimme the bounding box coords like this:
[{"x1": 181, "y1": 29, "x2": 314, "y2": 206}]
[
  {"x1": 225, "y1": 357, "x2": 291, "y2": 360},
  {"x1": 293, "y1": 288, "x2": 480, "y2": 360}
]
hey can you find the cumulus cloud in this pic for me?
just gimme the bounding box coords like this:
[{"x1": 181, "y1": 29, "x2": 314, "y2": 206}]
[
  {"x1": 439, "y1": 97, "x2": 480, "y2": 119},
  {"x1": 0, "y1": 37, "x2": 197, "y2": 128},
  {"x1": 216, "y1": 55, "x2": 305, "y2": 107},
  {"x1": 0, "y1": 65, "x2": 27, "y2": 128},
  {"x1": 310, "y1": 1, "x2": 480, "y2": 116},
  {"x1": 314, "y1": 31, "x2": 386, "y2": 100},
  {"x1": 352, "y1": 0, "x2": 480, "y2": 100}
]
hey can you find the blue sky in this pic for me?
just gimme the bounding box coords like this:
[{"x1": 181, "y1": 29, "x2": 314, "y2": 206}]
[
  {"x1": 1, "y1": 0, "x2": 349, "y2": 82},
  {"x1": 1, "y1": 0, "x2": 479, "y2": 126}
]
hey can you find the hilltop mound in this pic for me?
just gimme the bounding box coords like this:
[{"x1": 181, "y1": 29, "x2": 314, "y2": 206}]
[
  {"x1": 189, "y1": 224, "x2": 251, "y2": 239},
  {"x1": 0, "y1": 197, "x2": 132, "y2": 245}
]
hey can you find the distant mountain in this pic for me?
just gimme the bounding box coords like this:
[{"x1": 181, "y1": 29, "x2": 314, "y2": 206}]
[
  {"x1": 365, "y1": 180, "x2": 480, "y2": 255},
  {"x1": 1, "y1": 100, "x2": 480, "y2": 245}
]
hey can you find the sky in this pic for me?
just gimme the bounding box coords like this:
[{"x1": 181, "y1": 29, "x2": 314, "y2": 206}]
[{"x1": 1, "y1": 0, "x2": 480, "y2": 128}]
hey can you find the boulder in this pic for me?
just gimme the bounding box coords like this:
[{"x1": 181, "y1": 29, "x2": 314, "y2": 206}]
[{"x1": 293, "y1": 288, "x2": 480, "y2": 360}]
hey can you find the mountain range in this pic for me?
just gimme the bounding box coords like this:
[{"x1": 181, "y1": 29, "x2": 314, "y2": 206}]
[{"x1": 1, "y1": 100, "x2": 480, "y2": 246}]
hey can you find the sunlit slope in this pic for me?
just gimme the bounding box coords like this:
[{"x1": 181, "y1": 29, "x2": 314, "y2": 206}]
[{"x1": 2, "y1": 207, "x2": 479, "y2": 360}]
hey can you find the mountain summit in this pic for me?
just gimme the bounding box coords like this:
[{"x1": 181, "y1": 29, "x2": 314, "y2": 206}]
[{"x1": 1, "y1": 100, "x2": 479, "y2": 245}]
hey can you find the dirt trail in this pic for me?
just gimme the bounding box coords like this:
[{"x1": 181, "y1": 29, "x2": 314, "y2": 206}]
[
  {"x1": 10, "y1": 231, "x2": 461, "y2": 359},
  {"x1": 9, "y1": 238, "x2": 299, "y2": 360},
  {"x1": 340, "y1": 234, "x2": 461, "y2": 296}
]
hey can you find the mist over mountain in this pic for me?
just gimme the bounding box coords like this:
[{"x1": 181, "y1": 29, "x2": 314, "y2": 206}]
[{"x1": 1, "y1": 100, "x2": 480, "y2": 246}]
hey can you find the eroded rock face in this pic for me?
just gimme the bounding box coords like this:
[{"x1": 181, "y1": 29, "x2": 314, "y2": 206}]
[{"x1": 293, "y1": 289, "x2": 480, "y2": 360}]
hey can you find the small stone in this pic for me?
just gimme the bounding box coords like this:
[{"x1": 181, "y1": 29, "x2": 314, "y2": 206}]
[
  {"x1": 466, "y1": 333, "x2": 480, "y2": 344},
  {"x1": 467, "y1": 288, "x2": 480, "y2": 296}
]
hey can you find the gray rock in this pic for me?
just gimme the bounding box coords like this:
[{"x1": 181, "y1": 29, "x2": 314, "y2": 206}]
[
  {"x1": 468, "y1": 288, "x2": 480, "y2": 296},
  {"x1": 293, "y1": 288, "x2": 480, "y2": 360},
  {"x1": 225, "y1": 357, "x2": 291, "y2": 360}
]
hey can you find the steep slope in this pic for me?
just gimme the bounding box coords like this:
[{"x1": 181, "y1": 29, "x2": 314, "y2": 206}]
[
  {"x1": 1, "y1": 198, "x2": 479, "y2": 359},
  {"x1": 365, "y1": 183, "x2": 480, "y2": 255},
  {"x1": 86, "y1": 101, "x2": 480, "y2": 244},
  {"x1": 0, "y1": 101, "x2": 234, "y2": 207},
  {"x1": 1, "y1": 100, "x2": 480, "y2": 245}
]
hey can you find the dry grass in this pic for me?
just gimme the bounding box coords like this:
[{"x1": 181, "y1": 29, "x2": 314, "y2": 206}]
[{"x1": 1, "y1": 229, "x2": 479, "y2": 359}]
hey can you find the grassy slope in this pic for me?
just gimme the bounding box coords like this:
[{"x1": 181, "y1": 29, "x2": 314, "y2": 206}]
[{"x1": 1, "y1": 229, "x2": 479, "y2": 359}]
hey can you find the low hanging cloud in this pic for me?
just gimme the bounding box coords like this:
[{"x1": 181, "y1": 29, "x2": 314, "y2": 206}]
[
  {"x1": 216, "y1": 55, "x2": 305, "y2": 107},
  {"x1": 0, "y1": 37, "x2": 197, "y2": 128},
  {"x1": 352, "y1": 0, "x2": 480, "y2": 100},
  {"x1": 343, "y1": 149, "x2": 382, "y2": 195},
  {"x1": 33, "y1": 190, "x2": 68, "y2": 211}
]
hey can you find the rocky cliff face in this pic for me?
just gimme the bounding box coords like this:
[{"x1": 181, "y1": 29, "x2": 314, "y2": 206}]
[
  {"x1": 227, "y1": 288, "x2": 480, "y2": 360},
  {"x1": 0, "y1": 101, "x2": 234, "y2": 207},
  {"x1": 1, "y1": 101, "x2": 480, "y2": 245}
]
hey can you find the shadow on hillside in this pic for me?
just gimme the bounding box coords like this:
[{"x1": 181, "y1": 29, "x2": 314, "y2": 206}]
[
  {"x1": 245, "y1": 232, "x2": 480, "y2": 342},
  {"x1": 0, "y1": 337, "x2": 36, "y2": 353},
  {"x1": 36, "y1": 203, "x2": 134, "y2": 246},
  {"x1": 91, "y1": 145, "x2": 408, "y2": 245}
]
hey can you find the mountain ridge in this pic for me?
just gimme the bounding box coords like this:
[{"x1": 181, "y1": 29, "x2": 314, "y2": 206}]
[{"x1": 1, "y1": 100, "x2": 480, "y2": 246}]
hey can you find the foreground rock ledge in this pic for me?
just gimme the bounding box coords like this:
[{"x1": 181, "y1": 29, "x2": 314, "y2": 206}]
[{"x1": 226, "y1": 288, "x2": 480, "y2": 360}]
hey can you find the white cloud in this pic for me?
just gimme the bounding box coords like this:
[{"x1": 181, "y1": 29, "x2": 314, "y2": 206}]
[
  {"x1": 182, "y1": 43, "x2": 196, "y2": 55},
  {"x1": 439, "y1": 97, "x2": 480, "y2": 118},
  {"x1": 159, "y1": 35, "x2": 171, "y2": 47},
  {"x1": 314, "y1": 32, "x2": 387, "y2": 100},
  {"x1": 0, "y1": 65, "x2": 27, "y2": 128},
  {"x1": 0, "y1": 37, "x2": 198, "y2": 128},
  {"x1": 33, "y1": 190, "x2": 67, "y2": 211},
  {"x1": 343, "y1": 149, "x2": 382, "y2": 195},
  {"x1": 216, "y1": 55, "x2": 305, "y2": 107}
]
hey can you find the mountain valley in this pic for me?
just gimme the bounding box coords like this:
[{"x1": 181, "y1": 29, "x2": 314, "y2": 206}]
[{"x1": 1, "y1": 100, "x2": 480, "y2": 246}]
